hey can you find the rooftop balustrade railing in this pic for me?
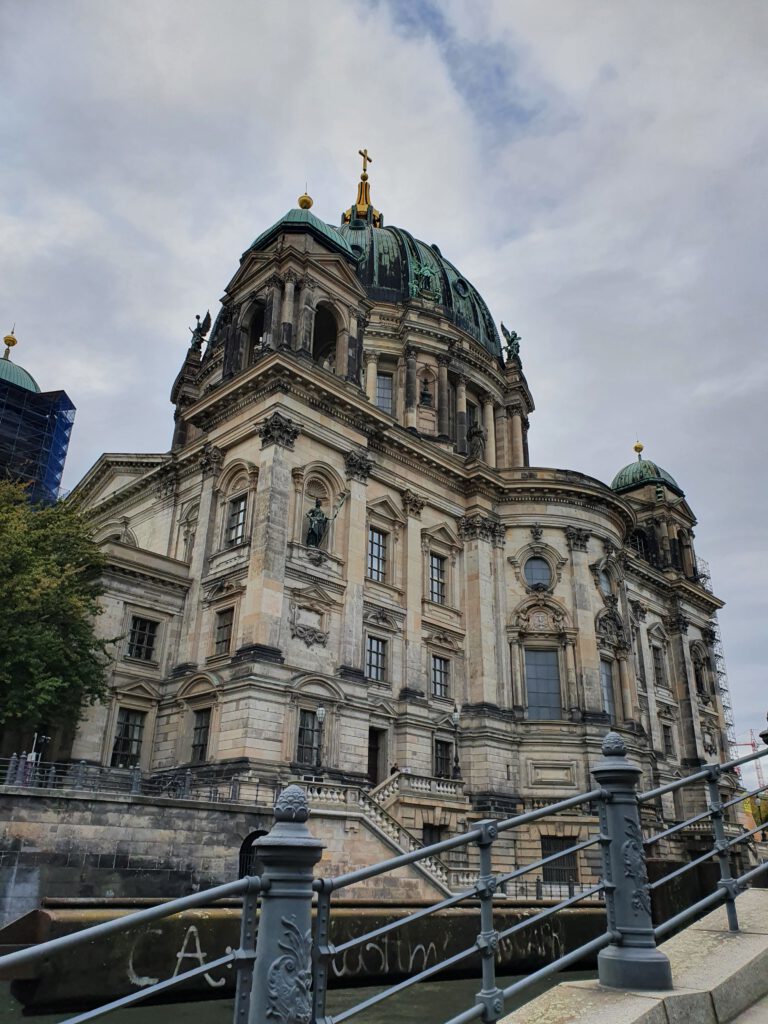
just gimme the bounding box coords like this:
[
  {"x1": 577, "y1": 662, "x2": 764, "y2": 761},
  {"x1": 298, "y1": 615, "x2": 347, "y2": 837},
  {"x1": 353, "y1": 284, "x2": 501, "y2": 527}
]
[{"x1": 1, "y1": 725, "x2": 767, "y2": 1024}]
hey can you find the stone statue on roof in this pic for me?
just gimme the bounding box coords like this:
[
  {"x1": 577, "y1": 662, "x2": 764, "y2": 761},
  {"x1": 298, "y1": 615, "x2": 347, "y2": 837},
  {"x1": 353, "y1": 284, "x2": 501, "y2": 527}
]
[{"x1": 500, "y1": 323, "x2": 521, "y2": 362}]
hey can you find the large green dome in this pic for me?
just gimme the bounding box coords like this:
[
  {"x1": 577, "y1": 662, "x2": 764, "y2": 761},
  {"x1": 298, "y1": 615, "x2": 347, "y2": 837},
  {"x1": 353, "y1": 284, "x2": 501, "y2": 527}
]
[
  {"x1": 0, "y1": 352, "x2": 40, "y2": 393},
  {"x1": 335, "y1": 222, "x2": 502, "y2": 359},
  {"x1": 611, "y1": 456, "x2": 683, "y2": 496}
]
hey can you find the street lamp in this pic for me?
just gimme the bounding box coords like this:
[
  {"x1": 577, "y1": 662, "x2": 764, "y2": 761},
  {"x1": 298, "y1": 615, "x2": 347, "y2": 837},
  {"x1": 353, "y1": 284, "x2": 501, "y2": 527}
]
[
  {"x1": 451, "y1": 704, "x2": 461, "y2": 779},
  {"x1": 315, "y1": 705, "x2": 326, "y2": 770}
]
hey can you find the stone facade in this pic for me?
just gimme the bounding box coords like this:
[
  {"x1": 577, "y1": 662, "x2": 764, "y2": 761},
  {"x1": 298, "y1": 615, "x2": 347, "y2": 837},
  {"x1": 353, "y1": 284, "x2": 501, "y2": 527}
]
[{"x1": 59, "y1": 177, "x2": 735, "y2": 893}]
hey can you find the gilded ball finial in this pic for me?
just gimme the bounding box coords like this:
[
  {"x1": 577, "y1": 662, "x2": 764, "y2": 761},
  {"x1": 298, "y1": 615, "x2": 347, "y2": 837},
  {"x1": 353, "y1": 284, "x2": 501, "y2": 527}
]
[
  {"x1": 633, "y1": 440, "x2": 644, "y2": 460},
  {"x1": 297, "y1": 192, "x2": 313, "y2": 210},
  {"x1": 4, "y1": 329, "x2": 17, "y2": 349}
]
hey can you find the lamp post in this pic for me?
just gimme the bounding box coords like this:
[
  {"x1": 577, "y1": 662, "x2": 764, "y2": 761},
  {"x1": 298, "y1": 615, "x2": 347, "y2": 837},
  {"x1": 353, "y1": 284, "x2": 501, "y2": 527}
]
[
  {"x1": 451, "y1": 704, "x2": 461, "y2": 779},
  {"x1": 315, "y1": 705, "x2": 326, "y2": 771}
]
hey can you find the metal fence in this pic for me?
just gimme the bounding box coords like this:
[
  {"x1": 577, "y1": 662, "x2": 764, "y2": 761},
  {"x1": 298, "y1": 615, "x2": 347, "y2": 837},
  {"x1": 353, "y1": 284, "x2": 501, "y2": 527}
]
[
  {"x1": 1, "y1": 728, "x2": 767, "y2": 1024},
  {"x1": 1, "y1": 754, "x2": 266, "y2": 805}
]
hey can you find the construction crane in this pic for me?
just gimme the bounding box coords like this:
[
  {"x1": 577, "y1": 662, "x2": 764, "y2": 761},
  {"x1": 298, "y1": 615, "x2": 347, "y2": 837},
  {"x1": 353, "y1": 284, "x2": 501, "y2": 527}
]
[{"x1": 733, "y1": 732, "x2": 766, "y2": 789}]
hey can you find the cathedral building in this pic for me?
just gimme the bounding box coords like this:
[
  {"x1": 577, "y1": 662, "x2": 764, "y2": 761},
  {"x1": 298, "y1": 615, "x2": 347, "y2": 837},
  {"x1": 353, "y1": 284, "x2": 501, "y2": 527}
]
[{"x1": 69, "y1": 156, "x2": 735, "y2": 880}]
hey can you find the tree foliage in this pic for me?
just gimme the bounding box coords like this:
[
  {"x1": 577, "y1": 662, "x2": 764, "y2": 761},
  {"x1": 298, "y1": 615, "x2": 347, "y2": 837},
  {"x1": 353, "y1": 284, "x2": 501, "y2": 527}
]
[{"x1": 0, "y1": 482, "x2": 113, "y2": 728}]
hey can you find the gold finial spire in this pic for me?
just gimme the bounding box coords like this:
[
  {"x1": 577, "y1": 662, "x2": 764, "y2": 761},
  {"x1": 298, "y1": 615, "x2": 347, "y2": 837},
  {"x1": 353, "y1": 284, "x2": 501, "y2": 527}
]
[
  {"x1": 297, "y1": 191, "x2": 313, "y2": 209},
  {"x1": 342, "y1": 147, "x2": 382, "y2": 227},
  {"x1": 633, "y1": 440, "x2": 644, "y2": 460},
  {"x1": 3, "y1": 325, "x2": 17, "y2": 360}
]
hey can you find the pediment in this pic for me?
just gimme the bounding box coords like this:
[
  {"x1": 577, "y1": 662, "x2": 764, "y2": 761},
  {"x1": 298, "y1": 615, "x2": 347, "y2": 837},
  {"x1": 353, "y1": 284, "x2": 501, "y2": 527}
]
[
  {"x1": 177, "y1": 675, "x2": 219, "y2": 701},
  {"x1": 422, "y1": 521, "x2": 461, "y2": 550},
  {"x1": 114, "y1": 680, "x2": 161, "y2": 702},
  {"x1": 425, "y1": 628, "x2": 463, "y2": 651},
  {"x1": 364, "y1": 605, "x2": 402, "y2": 633},
  {"x1": 288, "y1": 583, "x2": 340, "y2": 609},
  {"x1": 72, "y1": 454, "x2": 170, "y2": 511},
  {"x1": 367, "y1": 495, "x2": 406, "y2": 525},
  {"x1": 511, "y1": 595, "x2": 572, "y2": 632}
]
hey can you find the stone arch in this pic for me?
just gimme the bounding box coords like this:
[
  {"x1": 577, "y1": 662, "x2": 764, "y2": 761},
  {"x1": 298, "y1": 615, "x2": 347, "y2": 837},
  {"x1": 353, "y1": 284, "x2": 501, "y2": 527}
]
[
  {"x1": 216, "y1": 459, "x2": 257, "y2": 498},
  {"x1": 508, "y1": 541, "x2": 567, "y2": 594},
  {"x1": 242, "y1": 297, "x2": 266, "y2": 366},
  {"x1": 94, "y1": 521, "x2": 138, "y2": 546},
  {"x1": 239, "y1": 830, "x2": 268, "y2": 878},
  {"x1": 293, "y1": 461, "x2": 346, "y2": 551},
  {"x1": 312, "y1": 300, "x2": 344, "y2": 370}
]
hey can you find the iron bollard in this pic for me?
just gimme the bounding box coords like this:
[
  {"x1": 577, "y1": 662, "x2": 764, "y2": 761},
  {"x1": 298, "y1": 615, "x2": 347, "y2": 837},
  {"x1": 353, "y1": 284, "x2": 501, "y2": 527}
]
[
  {"x1": 248, "y1": 785, "x2": 324, "y2": 1024},
  {"x1": 73, "y1": 760, "x2": 86, "y2": 789},
  {"x1": 535, "y1": 877, "x2": 543, "y2": 900},
  {"x1": 591, "y1": 732, "x2": 673, "y2": 990},
  {"x1": 15, "y1": 753, "x2": 28, "y2": 787},
  {"x1": 183, "y1": 770, "x2": 192, "y2": 798},
  {"x1": 5, "y1": 753, "x2": 18, "y2": 785},
  {"x1": 131, "y1": 766, "x2": 141, "y2": 794}
]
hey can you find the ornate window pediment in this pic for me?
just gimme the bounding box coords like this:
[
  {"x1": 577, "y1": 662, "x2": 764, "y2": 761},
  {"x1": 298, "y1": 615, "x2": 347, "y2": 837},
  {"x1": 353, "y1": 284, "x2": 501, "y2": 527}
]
[
  {"x1": 363, "y1": 604, "x2": 403, "y2": 634},
  {"x1": 508, "y1": 542, "x2": 567, "y2": 594},
  {"x1": 203, "y1": 577, "x2": 246, "y2": 604},
  {"x1": 421, "y1": 521, "x2": 461, "y2": 553},
  {"x1": 511, "y1": 595, "x2": 572, "y2": 636},
  {"x1": 176, "y1": 674, "x2": 220, "y2": 704},
  {"x1": 425, "y1": 628, "x2": 464, "y2": 652},
  {"x1": 595, "y1": 606, "x2": 627, "y2": 651},
  {"x1": 114, "y1": 680, "x2": 161, "y2": 703},
  {"x1": 367, "y1": 495, "x2": 406, "y2": 527}
]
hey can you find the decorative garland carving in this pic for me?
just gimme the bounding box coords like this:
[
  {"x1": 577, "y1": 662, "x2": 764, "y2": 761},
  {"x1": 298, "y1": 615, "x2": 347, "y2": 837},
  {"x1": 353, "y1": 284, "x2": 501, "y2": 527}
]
[{"x1": 622, "y1": 818, "x2": 652, "y2": 918}]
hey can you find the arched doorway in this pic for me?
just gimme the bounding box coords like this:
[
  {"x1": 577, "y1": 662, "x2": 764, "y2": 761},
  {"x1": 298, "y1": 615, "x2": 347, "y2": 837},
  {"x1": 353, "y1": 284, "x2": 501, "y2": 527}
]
[
  {"x1": 238, "y1": 830, "x2": 267, "y2": 877},
  {"x1": 246, "y1": 303, "x2": 266, "y2": 365},
  {"x1": 312, "y1": 304, "x2": 339, "y2": 370}
]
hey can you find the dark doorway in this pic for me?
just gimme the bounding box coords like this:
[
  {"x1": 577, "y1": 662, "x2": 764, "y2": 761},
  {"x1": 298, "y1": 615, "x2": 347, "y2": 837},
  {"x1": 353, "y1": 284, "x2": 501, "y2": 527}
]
[
  {"x1": 367, "y1": 728, "x2": 385, "y2": 786},
  {"x1": 239, "y1": 830, "x2": 267, "y2": 877}
]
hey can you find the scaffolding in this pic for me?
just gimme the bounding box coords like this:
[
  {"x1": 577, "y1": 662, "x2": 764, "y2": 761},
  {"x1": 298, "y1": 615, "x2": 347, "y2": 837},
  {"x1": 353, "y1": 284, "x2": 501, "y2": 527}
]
[
  {"x1": 696, "y1": 556, "x2": 738, "y2": 761},
  {"x1": 0, "y1": 380, "x2": 75, "y2": 504}
]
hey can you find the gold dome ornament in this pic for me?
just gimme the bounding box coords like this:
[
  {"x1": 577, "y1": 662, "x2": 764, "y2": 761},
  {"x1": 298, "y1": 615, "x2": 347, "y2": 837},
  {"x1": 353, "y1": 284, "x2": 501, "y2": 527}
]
[
  {"x1": 633, "y1": 440, "x2": 644, "y2": 460},
  {"x1": 4, "y1": 328, "x2": 17, "y2": 349},
  {"x1": 298, "y1": 192, "x2": 313, "y2": 210}
]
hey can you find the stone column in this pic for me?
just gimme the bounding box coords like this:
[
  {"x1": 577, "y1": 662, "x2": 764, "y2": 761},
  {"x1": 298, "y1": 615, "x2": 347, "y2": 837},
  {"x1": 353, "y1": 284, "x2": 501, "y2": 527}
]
[
  {"x1": 339, "y1": 448, "x2": 373, "y2": 677},
  {"x1": 617, "y1": 648, "x2": 633, "y2": 722},
  {"x1": 262, "y1": 276, "x2": 281, "y2": 350},
  {"x1": 564, "y1": 638, "x2": 578, "y2": 713},
  {"x1": 346, "y1": 308, "x2": 362, "y2": 383},
  {"x1": 403, "y1": 495, "x2": 426, "y2": 694},
  {"x1": 509, "y1": 405, "x2": 524, "y2": 468},
  {"x1": 404, "y1": 347, "x2": 418, "y2": 430},
  {"x1": 459, "y1": 515, "x2": 499, "y2": 705},
  {"x1": 511, "y1": 641, "x2": 525, "y2": 710},
  {"x1": 482, "y1": 396, "x2": 496, "y2": 467},
  {"x1": 437, "y1": 355, "x2": 450, "y2": 439},
  {"x1": 564, "y1": 525, "x2": 600, "y2": 714},
  {"x1": 238, "y1": 412, "x2": 300, "y2": 659},
  {"x1": 456, "y1": 375, "x2": 468, "y2": 455},
  {"x1": 291, "y1": 468, "x2": 305, "y2": 543},
  {"x1": 655, "y1": 517, "x2": 671, "y2": 566},
  {"x1": 491, "y1": 525, "x2": 510, "y2": 706},
  {"x1": 494, "y1": 406, "x2": 509, "y2": 468},
  {"x1": 279, "y1": 273, "x2": 296, "y2": 348},
  {"x1": 364, "y1": 351, "x2": 378, "y2": 402}
]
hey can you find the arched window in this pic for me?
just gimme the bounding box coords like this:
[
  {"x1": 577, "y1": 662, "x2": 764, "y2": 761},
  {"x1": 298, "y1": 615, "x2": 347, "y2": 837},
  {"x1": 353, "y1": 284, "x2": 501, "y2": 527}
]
[
  {"x1": 239, "y1": 830, "x2": 267, "y2": 878},
  {"x1": 524, "y1": 557, "x2": 552, "y2": 590},
  {"x1": 246, "y1": 302, "x2": 265, "y2": 365},
  {"x1": 312, "y1": 304, "x2": 339, "y2": 370}
]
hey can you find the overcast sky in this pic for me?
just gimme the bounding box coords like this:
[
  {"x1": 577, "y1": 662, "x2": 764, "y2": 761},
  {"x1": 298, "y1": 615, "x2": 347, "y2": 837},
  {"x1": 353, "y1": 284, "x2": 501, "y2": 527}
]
[{"x1": 1, "y1": 1, "x2": 766, "y2": 751}]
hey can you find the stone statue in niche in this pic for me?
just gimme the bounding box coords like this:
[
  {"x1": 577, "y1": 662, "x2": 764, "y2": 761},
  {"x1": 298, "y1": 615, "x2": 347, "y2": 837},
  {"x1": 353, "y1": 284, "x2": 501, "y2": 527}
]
[
  {"x1": 467, "y1": 424, "x2": 486, "y2": 460},
  {"x1": 305, "y1": 500, "x2": 329, "y2": 548}
]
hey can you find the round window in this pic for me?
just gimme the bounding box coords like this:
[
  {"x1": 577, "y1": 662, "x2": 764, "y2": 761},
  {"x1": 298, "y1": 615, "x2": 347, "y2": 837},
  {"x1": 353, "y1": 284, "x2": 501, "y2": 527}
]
[
  {"x1": 453, "y1": 278, "x2": 470, "y2": 298},
  {"x1": 524, "y1": 557, "x2": 552, "y2": 589}
]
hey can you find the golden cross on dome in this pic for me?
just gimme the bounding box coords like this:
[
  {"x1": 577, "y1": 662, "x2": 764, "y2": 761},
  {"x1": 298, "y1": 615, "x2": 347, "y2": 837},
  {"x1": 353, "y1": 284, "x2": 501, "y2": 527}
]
[{"x1": 359, "y1": 148, "x2": 373, "y2": 174}]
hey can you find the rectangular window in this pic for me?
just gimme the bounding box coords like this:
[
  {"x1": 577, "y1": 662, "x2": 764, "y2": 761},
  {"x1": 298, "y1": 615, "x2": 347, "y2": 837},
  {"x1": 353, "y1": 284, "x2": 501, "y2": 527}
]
[
  {"x1": 429, "y1": 553, "x2": 447, "y2": 604},
  {"x1": 524, "y1": 649, "x2": 561, "y2": 720},
  {"x1": 434, "y1": 739, "x2": 452, "y2": 778},
  {"x1": 423, "y1": 823, "x2": 445, "y2": 847},
  {"x1": 367, "y1": 527, "x2": 388, "y2": 583},
  {"x1": 541, "y1": 836, "x2": 578, "y2": 885},
  {"x1": 600, "y1": 659, "x2": 616, "y2": 721},
  {"x1": 297, "y1": 709, "x2": 320, "y2": 766},
  {"x1": 214, "y1": 607, "x2": 235, "y2": 656},
  {"x1": 662, "y1": 724, "x2": 675, "y2": 757},
  {"x1": 431, "y1": 655, "x2": 450, "y2": 699},
  {"x1": 375, "y1": 373, "x2": 393, "y2": 415},
  {"x1": 127, "y1": 617, "x2": 158, "y2": 661},
  {"x1": 110, "y1": 707, "x2": 146, "y2": 768},
  {"x1": 652, "y1": 646, "x2": 667, "y2": 689},
  {"x1": 366, "y1": 635, "x2": 387, "y2": 682},
  {"x1": 191, "y1": 708, "x2": 212, "y2": 763},
  {"x1": 227, "y1": 495, "x2": 248, "y2": 547}
]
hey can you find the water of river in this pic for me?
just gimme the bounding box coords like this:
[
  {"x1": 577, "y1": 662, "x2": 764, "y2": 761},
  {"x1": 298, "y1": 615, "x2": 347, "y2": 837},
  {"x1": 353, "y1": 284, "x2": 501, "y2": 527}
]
[{"x1": 1, "y1": 973, "x2": 594, "y2": 1024}]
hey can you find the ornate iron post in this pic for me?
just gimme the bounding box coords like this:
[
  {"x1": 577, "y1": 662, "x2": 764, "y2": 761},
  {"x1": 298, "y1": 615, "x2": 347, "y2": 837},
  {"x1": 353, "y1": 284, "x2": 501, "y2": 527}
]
[
  {"x1": 591, "y1": 732, "x2": 672, "y2": 990},
  {"x1": 248, "y1": 785, "x2": 324, "y2": 1024}
]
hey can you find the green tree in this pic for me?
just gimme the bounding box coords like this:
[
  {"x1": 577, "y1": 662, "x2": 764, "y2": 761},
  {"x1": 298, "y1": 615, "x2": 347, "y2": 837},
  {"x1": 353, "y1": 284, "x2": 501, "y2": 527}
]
[{"x1": 0, "y1": 481, "x2": 113, "y2": 729}]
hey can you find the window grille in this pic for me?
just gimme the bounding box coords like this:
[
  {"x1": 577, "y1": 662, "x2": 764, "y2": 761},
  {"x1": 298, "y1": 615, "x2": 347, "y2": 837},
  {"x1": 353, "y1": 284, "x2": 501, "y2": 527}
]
[
  {"x1": 431, "y1": 655, "x2": 450, "y2": 698},
  {"x1": 366, "y1": 635, "x2": 387, "y2": 681},
  {"x1": 434, "y1": 739, "x2": 452, "y2": 778},
  {"x1": 375, "y1": 373, "x2": 393, "y2": 415},
  {"x1": 429, "y1": 553, "x2": 446, "y2": 604},
  {"x1": 127, "y1": 617, "x2": 158, "y2": 661},
  {"x1": 110, "y1": 707, "x2": 146, "y2": 768},
  {"x1": 191, "y1": 708, "x2": 211, "y2": 763},
  {"x1": 367, "y1": 527, "x2": 387, "y2": 582},
  {"x1": 297, "y1": 709, "x2": 320, "y2": 765},
  {"x1": 600, "y1": 658, "x2": 616, "y2": 721},
  {"x1": 227, "y1": 495, "x2": 247, "y2": 546},
  {"x1": 540, "y1": 836, "x2": 578, "y2": 884},
  {"x1": 214, "y1": 608, "x2": 234, "y2": 656},
  {"x1": 524, "y1": 649, "x2": 561, "y2": 720}
]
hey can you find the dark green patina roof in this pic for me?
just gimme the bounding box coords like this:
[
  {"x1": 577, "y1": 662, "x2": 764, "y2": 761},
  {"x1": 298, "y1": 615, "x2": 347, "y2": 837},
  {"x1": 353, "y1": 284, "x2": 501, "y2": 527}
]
[
  {"x1": 611, "y1": 457, "x2": 684, "y2": 497},
  {"x1": 250, "y1": 208, "x2": 355, "y2": 260},
  {"x1": 247, "y1": 208, "x2": 502, "y2": 359},
  {"x1": 336, "y1": 222, "x2": 502, "y2": 358},
  {"x1": 0, "y1": 353, "x2": 40, "y2": 393}
]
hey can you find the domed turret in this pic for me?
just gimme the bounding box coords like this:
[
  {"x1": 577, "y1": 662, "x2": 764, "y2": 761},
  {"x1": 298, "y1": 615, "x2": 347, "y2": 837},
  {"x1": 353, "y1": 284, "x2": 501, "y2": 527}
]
[
  {"x1": 611, "y1": 442, "x2": 683, "y2": 497},
  {"x1": 1, "y1": 330, "x2": 41, "y2": 393}
]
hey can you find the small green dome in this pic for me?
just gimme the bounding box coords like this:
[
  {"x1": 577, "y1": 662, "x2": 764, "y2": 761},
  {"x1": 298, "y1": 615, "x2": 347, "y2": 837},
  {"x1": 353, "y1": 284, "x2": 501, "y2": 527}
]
[
  {"x1": 0, "y1": 353, "x2": 40, "y2": 393},
  {"x1": 611, "y1": 457, "x2": 683, "y2": 496},
  {"x1": 249, "y1": 208, "x2": 356, "y2": 260}
]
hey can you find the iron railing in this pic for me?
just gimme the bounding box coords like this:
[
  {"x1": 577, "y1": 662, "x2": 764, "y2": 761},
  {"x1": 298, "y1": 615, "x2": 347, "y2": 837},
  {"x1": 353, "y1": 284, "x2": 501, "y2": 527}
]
[
  {"x1": 1, "y1": 753, "x2": 267, "y2": 806},
  {"x1": 1, "y1": 728, "x2": 767, "y2": 1024}
]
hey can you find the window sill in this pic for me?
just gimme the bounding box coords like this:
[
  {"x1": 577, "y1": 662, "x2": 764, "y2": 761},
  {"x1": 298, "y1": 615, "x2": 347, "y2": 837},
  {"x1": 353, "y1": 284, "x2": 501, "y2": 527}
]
[
  {"x1": 422, "y1": 599, "x2": 463, "y2": 618},
  {"x1": 123, "y1": 656, "x2": 160, "y2": 669},
  {"x1": 206, "y1": 653, "x2": 232, "y2": 665},
  {"x1": 364, "y1": 578, "x2": 404, "y2": 599}
]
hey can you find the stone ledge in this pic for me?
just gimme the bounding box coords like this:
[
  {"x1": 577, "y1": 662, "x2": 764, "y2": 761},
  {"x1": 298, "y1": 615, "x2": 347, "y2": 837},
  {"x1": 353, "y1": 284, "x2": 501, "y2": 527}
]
[{"x1": 501, "y1": 888, "x2": 768, "y2": 1024}]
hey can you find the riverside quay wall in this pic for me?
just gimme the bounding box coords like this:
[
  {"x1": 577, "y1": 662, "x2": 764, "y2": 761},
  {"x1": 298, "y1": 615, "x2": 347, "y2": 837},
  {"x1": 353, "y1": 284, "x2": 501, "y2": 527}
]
[{"x1": 0, "y1": 789, "x2": 444, "y2": 928}]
